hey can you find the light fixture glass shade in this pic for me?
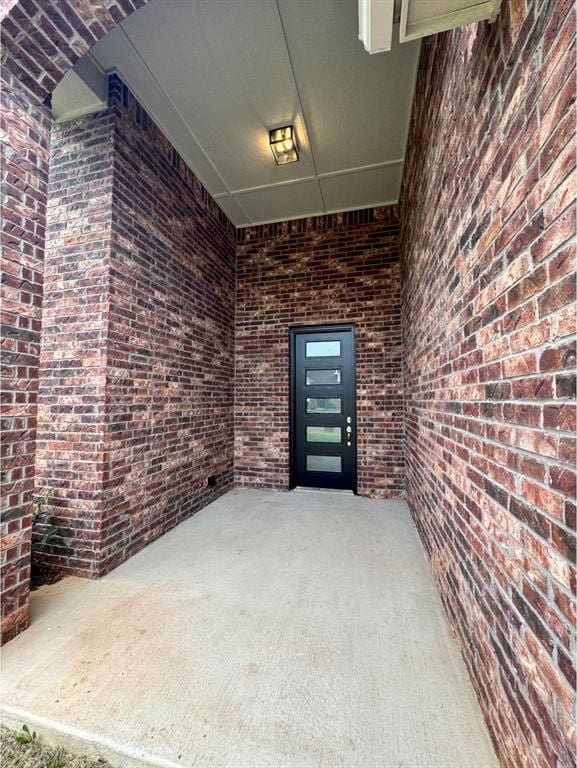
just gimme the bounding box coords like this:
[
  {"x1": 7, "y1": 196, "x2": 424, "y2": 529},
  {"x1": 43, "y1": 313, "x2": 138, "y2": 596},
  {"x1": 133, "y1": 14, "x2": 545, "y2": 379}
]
[{"x1": 269, "y1": 125, "x2": 299, "y2": 165}]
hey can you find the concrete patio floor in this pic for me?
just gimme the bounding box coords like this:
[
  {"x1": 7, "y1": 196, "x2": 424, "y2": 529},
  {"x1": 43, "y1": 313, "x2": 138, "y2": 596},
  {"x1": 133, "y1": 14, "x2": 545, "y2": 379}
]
[{"x1": 2, "y1": 488, "x2": 498, "y2": 768}]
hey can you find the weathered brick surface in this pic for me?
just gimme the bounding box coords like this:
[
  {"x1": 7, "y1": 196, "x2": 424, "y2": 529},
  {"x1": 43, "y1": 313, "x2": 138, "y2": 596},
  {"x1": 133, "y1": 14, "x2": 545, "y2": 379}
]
[
  {"x1": 0, "y1": 0, "x2": 18, "y2": 22},
  {"x1": 235, "y1": 208, "x2": 404, "y2": 498},
  {"x1": 1, "y1": 0, "x2": 148, "y2": 98},
  {"x1": 0, "y1": 70, "x2": 51, "y2": 643},
  {"x1": 0, "y1": 19, "x2": 573, "y2": 768},
  {"x1": 34, "y1": 96, "x2": 115, "y2": 577},
  {"x1": 400, "y1": 1, "x2": 576, "y2": 766},
  {"x1": 0, "y1": 0, "x2": 149, "y2": 642},
  {"x1": 34, "y1": 76, "x2": 236, "y2": 577}
]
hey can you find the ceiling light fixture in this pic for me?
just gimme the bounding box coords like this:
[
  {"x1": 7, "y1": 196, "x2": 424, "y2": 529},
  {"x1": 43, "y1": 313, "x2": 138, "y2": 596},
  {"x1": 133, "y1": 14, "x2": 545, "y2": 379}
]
[{"x1": 269, "y1": 125, "x2": 299, "y2": 165}]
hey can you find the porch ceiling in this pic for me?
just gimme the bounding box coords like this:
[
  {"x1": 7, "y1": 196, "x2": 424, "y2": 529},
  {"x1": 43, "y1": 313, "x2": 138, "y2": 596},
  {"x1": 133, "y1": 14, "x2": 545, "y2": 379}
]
[{"x1": 55, "y1": 0, "x2": 420, "y2": 227}]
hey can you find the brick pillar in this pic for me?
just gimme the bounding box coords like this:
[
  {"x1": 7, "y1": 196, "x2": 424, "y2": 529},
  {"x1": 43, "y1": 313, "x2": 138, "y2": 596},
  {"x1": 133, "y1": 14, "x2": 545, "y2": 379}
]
[
  {"x1": 34, "y1": 108, "x2": 115, "y2": 578},
  {"x1": 0, "y1": 0, "x2": 151, "y2": 644},
  {"x1": 33, "y1": 77, "x2": 235, "y2": 580},
  {"x1": 1, "y1": 71, "x2": 51, "y2": 643}
]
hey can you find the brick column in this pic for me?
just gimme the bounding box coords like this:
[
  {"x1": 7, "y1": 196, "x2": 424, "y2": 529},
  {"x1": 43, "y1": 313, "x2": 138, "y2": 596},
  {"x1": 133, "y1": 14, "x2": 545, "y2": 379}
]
[
  {"x1": 0, "y1": 0, "x2": 150, "y2": 645},
  {"x1": 34, "y1": 107, "x2": 116, "y2": 577},
  {"x1": 33, "y1": 77, "x2": 235, "y2": 580},
  {"x1": 1, "y1": 71, "x2": 51, "y2": 643}
]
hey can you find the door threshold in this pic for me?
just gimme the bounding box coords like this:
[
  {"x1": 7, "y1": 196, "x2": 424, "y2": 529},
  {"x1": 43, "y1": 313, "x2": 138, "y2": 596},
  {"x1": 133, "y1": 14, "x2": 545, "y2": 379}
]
[{"x1": 293, "y1": 486, "x2": 355, "y2": 495}]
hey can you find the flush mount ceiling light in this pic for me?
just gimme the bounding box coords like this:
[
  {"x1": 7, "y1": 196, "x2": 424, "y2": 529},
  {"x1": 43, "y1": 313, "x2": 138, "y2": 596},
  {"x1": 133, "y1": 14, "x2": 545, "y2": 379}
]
[{"x1": 269, "y1": 125, "x2": 299, "y2": 165}]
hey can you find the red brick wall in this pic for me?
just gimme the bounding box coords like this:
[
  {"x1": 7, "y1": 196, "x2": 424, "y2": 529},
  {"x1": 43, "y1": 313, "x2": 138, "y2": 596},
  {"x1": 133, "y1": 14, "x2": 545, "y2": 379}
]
[
  {"x1": 102, "y1": 77, "x2": 235, "y2": 572},
  {"x1": 235, "y1": 208, "x2": 404, "y2": 498},
  {"x1": 0, "y1": 71, "x2": 51, "y2": 642},
  {"x1": 400, "y1": 2, "x2": 576, "y2": 766},
  {"x1": 34, "y1": 76, "x2": 236, "y2": 577},
  {"x1": 1, "y1": 0, "x2": 149, "y2": 643},
  {"x1": 0, "y1": 0, "x2": 148, "y2": 99},
  {"x1": 34, "y1": 95, "x2": 115, "y2": 577}
]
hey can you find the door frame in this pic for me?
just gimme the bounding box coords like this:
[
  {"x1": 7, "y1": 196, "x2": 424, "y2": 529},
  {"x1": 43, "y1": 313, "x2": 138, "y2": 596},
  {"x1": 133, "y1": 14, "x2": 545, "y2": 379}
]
[{"x1": 289, "y1": 323, "x2": 357, "y2": 494}]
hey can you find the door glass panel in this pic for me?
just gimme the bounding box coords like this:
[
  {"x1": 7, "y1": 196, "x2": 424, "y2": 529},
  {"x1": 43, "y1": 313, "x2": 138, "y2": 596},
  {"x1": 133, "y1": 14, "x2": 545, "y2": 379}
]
[
  {"x1": 306, "y1": 426, "x2": 342, "y2": 443},
  {"x1": 306, "y1": 397, "x2": 341, "y2": 414},
  {"x1": 307, "y1": 455, "x2": 342, "y2": 473},
  {"x1": 305, "y1": 340, "x2": 341, "y2": 357},
  {"x1": 306, "y1": 368, "x2": 341, "y2": 385}
]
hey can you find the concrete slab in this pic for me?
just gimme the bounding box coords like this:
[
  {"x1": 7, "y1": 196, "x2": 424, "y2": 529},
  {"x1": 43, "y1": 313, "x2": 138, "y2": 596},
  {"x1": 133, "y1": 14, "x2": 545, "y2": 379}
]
[{"x1": 2, "y1": 488, "x2": 498, "y2": 768}]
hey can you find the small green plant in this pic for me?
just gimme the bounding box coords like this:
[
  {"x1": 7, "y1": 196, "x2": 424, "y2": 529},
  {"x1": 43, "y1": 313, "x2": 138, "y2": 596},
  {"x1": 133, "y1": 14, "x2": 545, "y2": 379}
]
[
  {"x1": 44, "y1": 748, "x2": 69, "y2": 768},
  {"x1": 32, "y1": 489, "x2": 59, "y2": 548},
  {"x1": 13, "y1": 723, "x2": 39, "y2": 745},
  {"x1": 2, "y1": 726, "x2": 111, "y2": 767}
]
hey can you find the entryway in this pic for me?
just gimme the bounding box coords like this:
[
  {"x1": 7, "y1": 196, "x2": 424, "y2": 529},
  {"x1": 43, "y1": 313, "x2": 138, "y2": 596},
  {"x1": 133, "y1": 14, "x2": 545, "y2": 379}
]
[
  {"x1": 2, "y1": 489, "x2": 498, "y2": 768},
  {"x1": 290, "y1": 325, "x2": 357, "y2": 492}
]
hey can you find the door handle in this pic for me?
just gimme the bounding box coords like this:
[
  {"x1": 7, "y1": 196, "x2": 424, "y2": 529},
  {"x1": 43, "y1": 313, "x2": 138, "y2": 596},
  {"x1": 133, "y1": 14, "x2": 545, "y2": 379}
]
[{"x1": 346, "y1": 417, "x2": 352, "y2": 446}]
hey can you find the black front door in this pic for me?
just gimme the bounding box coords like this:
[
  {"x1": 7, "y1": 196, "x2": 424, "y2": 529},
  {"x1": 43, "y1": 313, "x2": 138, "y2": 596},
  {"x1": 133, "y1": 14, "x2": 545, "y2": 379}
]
[{"x1": 290, "y1": 325, "x2": 356, "y2": 492}]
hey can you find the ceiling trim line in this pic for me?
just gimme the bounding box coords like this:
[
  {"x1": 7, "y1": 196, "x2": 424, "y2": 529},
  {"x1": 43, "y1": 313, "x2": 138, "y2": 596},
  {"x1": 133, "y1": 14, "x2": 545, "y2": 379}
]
[
  {"x1": 113, "y1": 25, "x2": 233, "y2": 199},
  {"x1": 101, "y1": 59, "x2": 254, "y2": 225},
  {"x1": 317, "y1": 158, "x2": 404, "y2": 179},
  {"x1": 273, "y1": 0, "x2": 327, "y2": 213},
  {"x1": 222, "y1": 158, "x2": 404, "y2": 197},
  {"x1": 241, "y1": 198, "x2": 399, "y2": 228},
  {"x1": 227, "y1": 176, "x2": 318, "y2": 196},
  {"x1": 212, "y1": 193, "x2": 251, "y2": 227}
]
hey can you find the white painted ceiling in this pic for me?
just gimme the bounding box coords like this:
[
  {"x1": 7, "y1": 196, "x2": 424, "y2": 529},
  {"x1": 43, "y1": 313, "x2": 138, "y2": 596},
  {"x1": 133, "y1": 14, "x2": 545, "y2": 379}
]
[{"x1": 86, "y1": 0, "x2": 421, "y2": 226}]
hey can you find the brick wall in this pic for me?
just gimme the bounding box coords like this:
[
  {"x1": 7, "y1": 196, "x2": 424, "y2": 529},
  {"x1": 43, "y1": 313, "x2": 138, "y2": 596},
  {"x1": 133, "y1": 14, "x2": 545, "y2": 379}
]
[
  {"x1": 0, "y1": 0, "x2": 148, "y2": 99},
  {"x1": 0, "y1": 0, "x2": 149, "y2": 644},
  {"x1": 34, "y1": 95, "x2": 115, "y2": 577},
  {"x1": 400, "y1": 1, "x2": 576, "y2": 766},
  {"x1": 102, "y1": 77, "x2": 235, "y2": 573},
  {"x1": 0, "y1": 71, "x2": 51, "y2": 643},
  {"x1": 34, "y1": 76, "x2": 236, "y2": 577},
  {"x1": 235, "y1": 208, "x2": 404, "y2": 498}
]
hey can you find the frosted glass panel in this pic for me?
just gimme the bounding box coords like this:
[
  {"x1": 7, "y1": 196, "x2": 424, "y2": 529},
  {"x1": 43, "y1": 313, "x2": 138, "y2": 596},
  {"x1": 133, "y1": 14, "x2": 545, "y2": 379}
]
[
  {"x1": 306, "y1": 369, "x2": 341, "y2": 385},
  {"x1": 305, "y1": 340, "x2": 341, "y2": 357},
  {"x1": 307, "y1": 455, "x2": 342, "y2": 473},
  {"x1": 306, "y1": 426, "x2": 342, "y2": 443},
  {"x1": 306, "y1": 397, "x2": 341, "y2": 414}
]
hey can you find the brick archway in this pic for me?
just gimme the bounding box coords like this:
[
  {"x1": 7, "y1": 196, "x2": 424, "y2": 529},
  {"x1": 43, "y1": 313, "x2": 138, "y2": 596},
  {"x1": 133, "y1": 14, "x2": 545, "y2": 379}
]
[
  {"x1": 1, "y1": 0, "x2": 148, "y2": 100},
  {"x1": 1, "y1": 0, "x2": 149, "y2": 642}
]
